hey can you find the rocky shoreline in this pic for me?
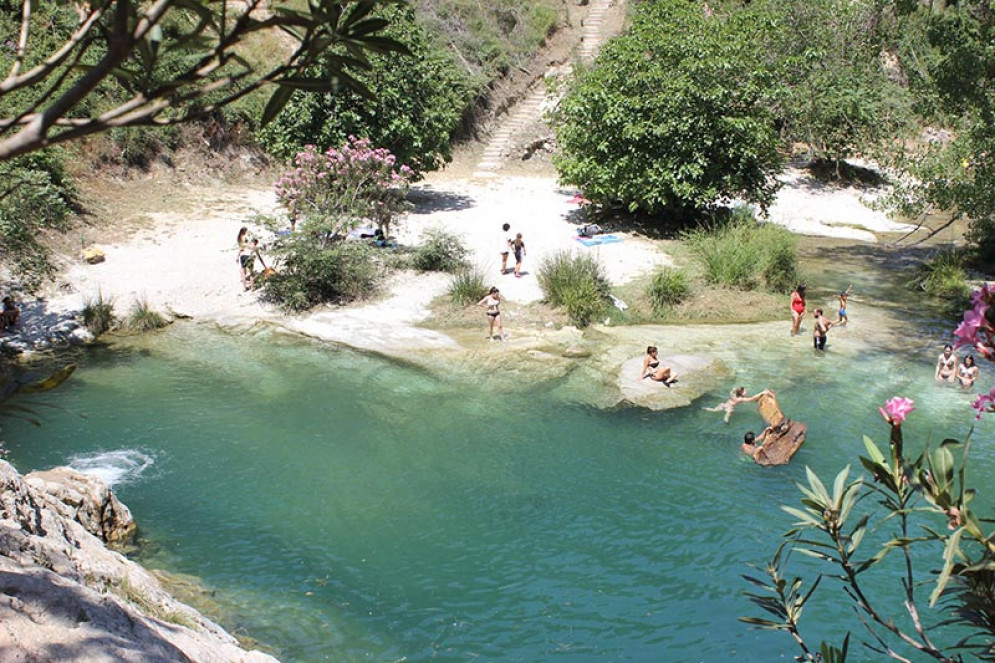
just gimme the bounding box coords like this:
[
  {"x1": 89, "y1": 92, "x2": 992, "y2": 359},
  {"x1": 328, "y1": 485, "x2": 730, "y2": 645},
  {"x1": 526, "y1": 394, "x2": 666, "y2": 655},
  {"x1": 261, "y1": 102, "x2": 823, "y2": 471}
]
[{"x1": 0, "y1": 460, "x2": 277, "y2": 662}]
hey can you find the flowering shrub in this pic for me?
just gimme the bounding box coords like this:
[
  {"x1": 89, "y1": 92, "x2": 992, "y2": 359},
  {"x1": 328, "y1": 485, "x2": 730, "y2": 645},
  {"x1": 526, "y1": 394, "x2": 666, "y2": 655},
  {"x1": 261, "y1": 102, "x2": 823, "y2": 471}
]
[
  {"x1": 954, "y1": 282, "x2": 995, "y2": 418},
  {"x1": 274, "y1": 136, "x2": 415, "y2": 242}
]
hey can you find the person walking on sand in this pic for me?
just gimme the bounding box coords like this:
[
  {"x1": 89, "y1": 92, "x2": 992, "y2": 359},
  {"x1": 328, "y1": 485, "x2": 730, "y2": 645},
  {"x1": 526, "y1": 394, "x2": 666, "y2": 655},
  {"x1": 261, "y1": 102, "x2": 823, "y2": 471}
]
[
  {"x1": 958, "y1": 355, "x2": 979, "y2": 389},
  {"x1": 813, "y1": 308, "x2": 833, "y2": 350},
  {"x1": 936, "y1": 344, "x2": 958, "y2": 383},
  {"x1": 641, "y1": 346, "x2": 678, "y2": 386},
  {"x1": 790, "y1": 284, "x2": 806, "y2": 335},
  {"x1": 704, "y1": 386, "x2": 770, "y2": 424},
  {"x1": 478, "y1": 287, "x2": 505, "y2": 340},
  {"x1": 837, "y1": 285, "x2": 853, "y2": 326},
  {"x1": 236, "y1": 227, "x2": 256, "y2": 291},
  {"x1": 512, "y1": 233, "x2": 526, "y2": 278},
  {"x1": 499, "y1": 223, "x2": 512, "y2": 275}
]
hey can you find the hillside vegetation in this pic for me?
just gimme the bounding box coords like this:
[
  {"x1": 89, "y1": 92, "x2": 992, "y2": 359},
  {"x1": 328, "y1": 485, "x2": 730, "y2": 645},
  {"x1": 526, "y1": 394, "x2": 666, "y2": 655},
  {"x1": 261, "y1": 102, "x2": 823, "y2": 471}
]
[{"x1": 0, "y1": 0, "x2": 564, "y2": 287}]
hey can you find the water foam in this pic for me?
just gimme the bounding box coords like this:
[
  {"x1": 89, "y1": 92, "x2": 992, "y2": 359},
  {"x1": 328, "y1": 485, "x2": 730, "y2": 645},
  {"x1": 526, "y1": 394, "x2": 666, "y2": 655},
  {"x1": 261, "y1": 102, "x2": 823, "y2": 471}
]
[{"x1": 67, "y1": 449, "x2": 155, "y2": 487}]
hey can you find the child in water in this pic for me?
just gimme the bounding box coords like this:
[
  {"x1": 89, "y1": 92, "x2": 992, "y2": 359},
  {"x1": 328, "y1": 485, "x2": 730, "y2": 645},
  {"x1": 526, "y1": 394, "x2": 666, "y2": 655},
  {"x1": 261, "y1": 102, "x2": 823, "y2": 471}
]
[
  {"x1": 704, "y1": 387, "x2": 769, "y2": 424},
  {"x1": 837, "y1": 285, "x2": 853, "y2": 326}
]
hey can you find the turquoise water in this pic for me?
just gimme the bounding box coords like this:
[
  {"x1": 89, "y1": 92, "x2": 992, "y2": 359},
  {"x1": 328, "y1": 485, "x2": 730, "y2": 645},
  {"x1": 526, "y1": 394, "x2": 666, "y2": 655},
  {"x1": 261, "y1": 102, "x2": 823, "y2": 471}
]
[{"x1": 4, "y1": 299, "x2": 993, "y2": 661}]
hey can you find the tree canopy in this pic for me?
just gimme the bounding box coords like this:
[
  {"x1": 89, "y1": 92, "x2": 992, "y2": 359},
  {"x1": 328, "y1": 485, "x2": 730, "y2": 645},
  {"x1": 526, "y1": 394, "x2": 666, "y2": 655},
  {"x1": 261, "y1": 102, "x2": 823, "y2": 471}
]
[{"x1": 0, "y1": 0, "x2": 407, "y2": 162}]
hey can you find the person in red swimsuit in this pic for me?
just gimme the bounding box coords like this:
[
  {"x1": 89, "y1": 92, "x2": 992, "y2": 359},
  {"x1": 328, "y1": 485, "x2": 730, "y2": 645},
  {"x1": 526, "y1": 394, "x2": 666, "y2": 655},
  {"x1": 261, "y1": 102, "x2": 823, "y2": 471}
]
[{"x1": 790, "y1": 283, "x2": 806, "y2": 335}]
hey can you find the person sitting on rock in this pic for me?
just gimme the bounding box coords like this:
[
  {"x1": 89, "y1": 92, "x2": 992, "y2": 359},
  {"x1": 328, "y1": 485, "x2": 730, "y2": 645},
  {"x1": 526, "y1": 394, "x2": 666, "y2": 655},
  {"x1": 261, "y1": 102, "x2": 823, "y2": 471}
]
[
  {"x1": 1, "y1": 295, "x2": 19, "y2": 331},
  {"x1": 641, "y1": 346, "x2": 678, "y2": 386}
]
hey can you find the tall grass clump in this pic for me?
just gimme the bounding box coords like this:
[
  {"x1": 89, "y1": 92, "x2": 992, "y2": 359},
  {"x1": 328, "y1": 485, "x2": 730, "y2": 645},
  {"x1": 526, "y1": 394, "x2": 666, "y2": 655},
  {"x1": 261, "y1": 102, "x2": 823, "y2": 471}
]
[
  {"x1": 82, "y1": 292, "x2": 115, "y2": 336},
  {"x1": 912, "y1": 248, "x2": 971, "y2": 309},
  {"x1": 412, "y1": 227, "x2": 470, "y2": 273},
  {"x1": 647, "y1": 267, "x2": 692, "y2": 315},
  {"x1": 127, "y1": 298, "x2": 168, "y2": 332},
  {"x1": 448, "y1": 267, "x2": 488, "y2": 306},
  {"x1": 537, "y1": 250, "x2": 612, "y2": 327},
  {"x1": 683, "y1": 206, "x2": 797, "y2": 291}
]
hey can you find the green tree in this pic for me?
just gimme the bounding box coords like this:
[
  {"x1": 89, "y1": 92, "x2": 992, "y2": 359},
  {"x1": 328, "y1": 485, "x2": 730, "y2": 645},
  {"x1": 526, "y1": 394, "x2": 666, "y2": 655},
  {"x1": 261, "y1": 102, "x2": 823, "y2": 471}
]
[
  {"x1": 0, "y1": 0, "x2": 407, "y2": 162},
  {"x1": 552, "y1": 0, "x2": 783, "y2": 215},
  {"x1": 259, "y1": 3, "x2": 474, "y2": 171}
]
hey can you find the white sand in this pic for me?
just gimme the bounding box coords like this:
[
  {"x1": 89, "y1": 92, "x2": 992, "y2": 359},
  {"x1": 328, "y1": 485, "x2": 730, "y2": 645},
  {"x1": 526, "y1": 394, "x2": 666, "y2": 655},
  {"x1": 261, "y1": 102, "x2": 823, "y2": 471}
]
[{"x1": 46, "y1": 170, "x2": 911, "y2": 351}]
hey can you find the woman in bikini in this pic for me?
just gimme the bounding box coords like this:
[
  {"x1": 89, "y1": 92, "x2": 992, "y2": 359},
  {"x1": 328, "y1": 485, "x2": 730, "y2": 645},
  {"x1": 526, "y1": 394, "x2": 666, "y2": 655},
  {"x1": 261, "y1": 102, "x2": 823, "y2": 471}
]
[
  {"x1": 477, "y1": 286, "x2": 505, "y2": 340},
  {"x1": 704, "y1": 386, "x2": 769, "y2": 424},
  {"x1": 935, "y1": 344, "x2": 958, "y2": 383},
  {"x1": 641, "y1": 346, "x2": 677, "y2": 385},
  {"x1": 236, "y1": 227, "x2": 255, "y2": 291},
  {"x1": 958, "y1": 355, "x2": 979, "y2": 389}
]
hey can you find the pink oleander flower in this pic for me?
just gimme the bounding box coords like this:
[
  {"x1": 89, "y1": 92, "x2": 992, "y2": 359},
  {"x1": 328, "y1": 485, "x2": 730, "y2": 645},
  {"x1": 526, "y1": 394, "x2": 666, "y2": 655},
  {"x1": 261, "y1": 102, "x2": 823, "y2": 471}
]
[
  {"x1": 879, "y1": 396, "x2": 915, "y2": 425},
  {"x1": 972, "y1": 387, "x2": 995, "y2": 420},
  {"x1": 954, "y1": 303, "x2": 990, "y2": 349}
]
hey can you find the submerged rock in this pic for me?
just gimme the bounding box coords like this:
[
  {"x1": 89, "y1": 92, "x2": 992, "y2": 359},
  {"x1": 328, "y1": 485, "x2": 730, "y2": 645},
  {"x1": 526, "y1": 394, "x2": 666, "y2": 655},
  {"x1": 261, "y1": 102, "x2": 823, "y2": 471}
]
[{"x1": 0, "y1": 461, "x2": 277, "y2": 662}]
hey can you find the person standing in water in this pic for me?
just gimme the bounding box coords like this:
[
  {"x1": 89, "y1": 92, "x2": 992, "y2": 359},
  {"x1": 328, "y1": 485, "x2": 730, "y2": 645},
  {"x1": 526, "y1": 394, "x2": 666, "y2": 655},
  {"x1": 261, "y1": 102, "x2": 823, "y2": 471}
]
[
  {"x1": 512, "y1": 233, "x2": 526, "y2": 278},
  {"x1": 812, "y1": 308, "x2": 833, "y2": 350},
  {"x1": 958, "y1": 355, "x2": 979, "y2": 389},
  {"x1": 477, "y1": 287, "x2": 505, "y2": 340},
  {"x1": 837, "y1": 285, "x2": 853, "y2": 326},
  {"x1": 935, "y1": 344, "x2": 958, "y2": 383},
  {"x1": 790, "y1": 284, "x2": 806, "y2": 335}
]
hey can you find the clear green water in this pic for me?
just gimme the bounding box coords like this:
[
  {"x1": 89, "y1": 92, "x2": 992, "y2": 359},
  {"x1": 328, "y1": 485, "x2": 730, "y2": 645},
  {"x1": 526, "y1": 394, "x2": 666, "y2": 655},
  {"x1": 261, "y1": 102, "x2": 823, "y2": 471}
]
[{"x1": 4, "y1": 295, "x2": 993, "y2": 661}]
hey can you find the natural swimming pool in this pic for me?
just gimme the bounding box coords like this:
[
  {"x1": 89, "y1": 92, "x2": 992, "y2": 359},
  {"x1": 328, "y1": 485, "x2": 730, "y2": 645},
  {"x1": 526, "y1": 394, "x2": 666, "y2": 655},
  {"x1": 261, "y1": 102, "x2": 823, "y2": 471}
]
[{"x1": 4, "y1": 256, "x2": 992, "y2": 661}]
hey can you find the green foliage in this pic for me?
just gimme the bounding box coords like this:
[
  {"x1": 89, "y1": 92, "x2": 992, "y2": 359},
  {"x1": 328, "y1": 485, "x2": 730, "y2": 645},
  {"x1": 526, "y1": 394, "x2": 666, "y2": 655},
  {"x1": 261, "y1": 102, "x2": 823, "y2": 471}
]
[
  {"x1": 744, "y1": 419, "x2": 995, "y2": 661},
  {"x1": 753, "y1": 0, "x2": 913, "y2": 162},
  {"x1": 447, "y1": 268, "x2": 488, "y2": 306},
  {"x1": 552, "y1": 0, "x2": 783, "y2": 215},
  {"x1": 127, "y1": 299, "x2": 168, "y2": 332},
  {"x1": 911, "y1": 248, "x2": 971, "y2": 309},
  {"x1": 259, "y1": 3, "x2": 476, "y2": 171},
  {"x1": 261, "y1": 241, "x2": 387, "y2": 312},
  {"x1": 412, "y1": 227, "x2": 471, "y2": 273},
  {"x1": 536, "y1": 250, "x2": 611, "y2": 327},
  {"x1": 0, "y1": 151, "x2": 75, "y2": 290},
  {"x1": 682, "y1": 207, "x2": 797, "y2": 292},
  {"x1": 647, "y1": 267, "x2": 692, "y2": 316},
  {"x1": 82, "y1": 293, "x2": 116, "y2": 337}
]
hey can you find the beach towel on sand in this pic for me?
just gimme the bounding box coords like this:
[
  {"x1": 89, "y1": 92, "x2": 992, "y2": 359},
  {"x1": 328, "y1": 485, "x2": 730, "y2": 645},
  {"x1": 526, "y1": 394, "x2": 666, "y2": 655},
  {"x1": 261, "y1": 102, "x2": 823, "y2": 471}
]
[{"x1": 574, "y1": 234, "x2": 623, "y2": 247}]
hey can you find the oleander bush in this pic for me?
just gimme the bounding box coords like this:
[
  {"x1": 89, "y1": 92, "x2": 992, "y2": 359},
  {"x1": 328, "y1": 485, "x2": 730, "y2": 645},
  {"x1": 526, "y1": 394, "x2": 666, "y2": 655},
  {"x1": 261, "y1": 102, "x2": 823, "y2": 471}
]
[{"x1": 261, "y1": 241, "x2": 387, "y2": 313}]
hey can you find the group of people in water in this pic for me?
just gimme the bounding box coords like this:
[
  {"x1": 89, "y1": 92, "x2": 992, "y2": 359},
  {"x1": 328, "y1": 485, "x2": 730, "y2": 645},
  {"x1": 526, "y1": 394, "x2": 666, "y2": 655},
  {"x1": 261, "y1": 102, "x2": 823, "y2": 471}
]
[
  {"x1": 935, "y1": 343, "x2": 979, "y2": 389},
  {"x1": 791, "y1": 283, "x2": 851, "y2": 350}
]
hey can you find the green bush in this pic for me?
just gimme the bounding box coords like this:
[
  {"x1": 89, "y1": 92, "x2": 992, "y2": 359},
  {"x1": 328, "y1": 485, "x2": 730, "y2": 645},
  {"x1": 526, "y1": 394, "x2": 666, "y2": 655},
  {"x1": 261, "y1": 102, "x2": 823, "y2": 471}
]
[
  {"x1": 683, "y1": 208, "x2": 797, "y2": 292},
  {"x1": 448, "y1": 268, "x2": 488, "y2": 306},
  {"x1": 413, "y1": 227, "x2": 471, "y2": 273},
  {"x1": 537, "y1": 250, "x2": 611, "y2": 327},
  {"x1": 127, "y1": 298, "x2": 168, "y2": 332},
  {"x1": 261, "y1": 241, "x2": 387, "y2": 312},
  {"x1": 647, "y1": 267, "x2": 692, "y2": 315},
  {"x1": 912, "y1": 249, "x2": 971, "y2": 309},
  {"x1": 82, "y1": 292, "x2": 116, "y2": 336}
]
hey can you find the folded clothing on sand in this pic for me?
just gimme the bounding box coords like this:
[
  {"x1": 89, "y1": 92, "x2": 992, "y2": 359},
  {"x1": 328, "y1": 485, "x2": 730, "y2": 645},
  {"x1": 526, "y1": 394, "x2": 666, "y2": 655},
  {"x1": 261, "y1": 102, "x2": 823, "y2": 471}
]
[{"x1": 574, "y1": 234, "x2": 622, "y2": 247}]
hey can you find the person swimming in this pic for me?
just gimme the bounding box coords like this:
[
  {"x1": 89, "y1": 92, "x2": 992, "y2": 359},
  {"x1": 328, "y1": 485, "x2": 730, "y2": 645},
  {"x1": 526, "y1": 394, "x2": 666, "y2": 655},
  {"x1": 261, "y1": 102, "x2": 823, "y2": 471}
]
[{"x1": 703, "y1": 386, "x2": 769, "y2": 424}]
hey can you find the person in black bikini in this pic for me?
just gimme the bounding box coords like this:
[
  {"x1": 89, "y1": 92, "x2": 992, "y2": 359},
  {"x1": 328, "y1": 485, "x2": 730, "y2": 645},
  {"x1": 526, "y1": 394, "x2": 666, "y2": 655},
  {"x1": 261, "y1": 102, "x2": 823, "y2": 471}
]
[
  {"x1": 477, "y1": 287, "x2": 505, "y2": 340},
  {"x1": 641, "y1": 346, "x2": 677, "y2": 385}
]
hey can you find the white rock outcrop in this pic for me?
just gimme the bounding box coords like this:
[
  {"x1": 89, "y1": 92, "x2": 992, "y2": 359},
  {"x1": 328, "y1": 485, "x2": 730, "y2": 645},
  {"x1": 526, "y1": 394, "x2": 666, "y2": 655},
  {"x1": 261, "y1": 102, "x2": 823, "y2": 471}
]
[{"x1": 0, "y1": 461, "x2": 278, "y2": 663}]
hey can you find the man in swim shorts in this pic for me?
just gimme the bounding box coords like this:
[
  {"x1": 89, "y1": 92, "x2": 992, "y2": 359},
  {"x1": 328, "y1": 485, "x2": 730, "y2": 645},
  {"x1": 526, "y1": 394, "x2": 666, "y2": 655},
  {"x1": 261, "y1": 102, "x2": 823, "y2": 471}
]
[{"x1": 812, "y1": 309, "x2": 832, "y2": 351}]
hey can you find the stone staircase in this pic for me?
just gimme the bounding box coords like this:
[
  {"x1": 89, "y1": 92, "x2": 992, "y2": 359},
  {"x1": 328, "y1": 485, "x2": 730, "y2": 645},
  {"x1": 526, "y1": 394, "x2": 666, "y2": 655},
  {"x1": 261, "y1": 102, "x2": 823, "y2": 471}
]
[{"x1": 473, "y1": 0, "x2": 617, "y2": 178}]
